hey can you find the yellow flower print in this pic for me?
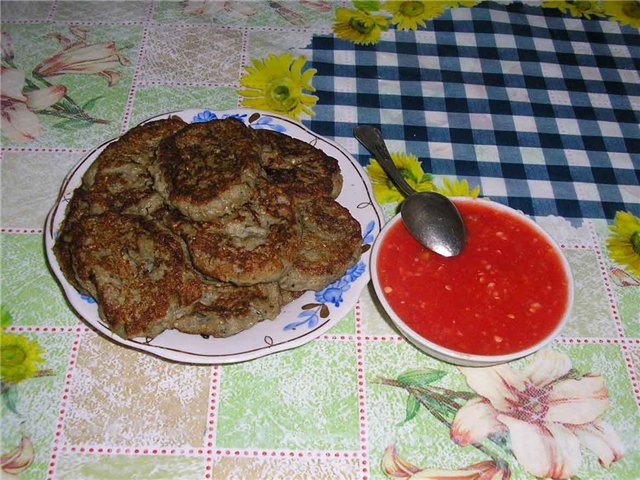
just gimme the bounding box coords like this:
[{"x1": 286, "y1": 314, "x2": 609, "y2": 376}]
[
  {"x1": 333, "y1": 7, "x2": 389, "y2": 45},
  {"x1": 384, "y1": 1, "x2": 448, "y2": 30},
  {"x1": 542, "y1": 1, "x2": 605, "y2": 19},
  {"x1": 0, "y1": 332, "x2": 44, "y2": 385},
  {"x1": 366, "y1": 151, "x2": 435, "y2": 204},
  {"x1": 437, "y1": 177, "x2": 481, "y2": 198},
  {"x1": 542, "y1": 0, "x2": 568, "y2": 10},
  {"x1": 1, "y1": 304, "x2": 12, "y2": 329},
  {"x1": 384, "y1": 1, "x2": 444, "y2": 30},
  {"x1": 237, "y1": 53, "x2": 318, "y2": 121},
  {"x1": 602, "y1": 1, "x2": 640, "y2": 28},
  {"x1": 447, "y1": 0, "x2": 480, "y2": 7},
  {"x1": 606, "y1": 211, "x2": 640, "y2": 276}
]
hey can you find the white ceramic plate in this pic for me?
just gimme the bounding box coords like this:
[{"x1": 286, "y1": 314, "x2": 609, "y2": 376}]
[{"x1": 45, "y1": 108, "x2": 383, "y2": 364}]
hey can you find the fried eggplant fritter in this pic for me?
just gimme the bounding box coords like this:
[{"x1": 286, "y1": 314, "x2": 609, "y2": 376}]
[
  {"x1": 82, "y1": 117, "x2": 187, "y2": 216},
  {"x1": 174, "y1": 282, "x2": 282, "y2": 338},
  {"x1": 255, "y1": 128, "x2": 342, "y2": 200},
  {"x1": 279, "y1": 197, "x2": 362, "y2": 292},
  {"x1": 67, "y1": 212, "x2": 202, "y2": 339},
  {"x1": 165, "y1": 181, "x2": 301, "y2": 285},
  {"x1": 151, "y1": 118, "x2": 262, "y2": 221}
]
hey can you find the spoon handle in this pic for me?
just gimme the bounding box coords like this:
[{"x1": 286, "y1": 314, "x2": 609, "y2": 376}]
[{"x1": 354, "y1": 125, "x2": 415, "y2": 198}]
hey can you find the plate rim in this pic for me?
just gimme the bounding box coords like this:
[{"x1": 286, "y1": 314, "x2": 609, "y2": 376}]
[{"x1": 45, "y1": 108, "x2": 383, "y2": 364}]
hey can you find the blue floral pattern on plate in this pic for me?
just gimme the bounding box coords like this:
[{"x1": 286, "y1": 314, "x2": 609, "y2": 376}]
[
  {"x1": 284, "y1": 220, "x2": 376, "y2": 331},
  {"x1": 80, "y1": 293, "x2": 96, "y2": 304},
  {"x1": 192, "y1": 110, "x2": 286, "y2": 132},
  {"x1": 192, "y1": 110, "x2": 247, "y2": 123},
  {"x1": 249, "y1": 116, "x2": 286, "y2": 132}
]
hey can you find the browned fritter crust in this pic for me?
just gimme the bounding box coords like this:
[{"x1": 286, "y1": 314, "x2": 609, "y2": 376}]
[
  {"x1": 82, "y1": 117, "x2": 187, "y2": 216},
  {"x1": 165, "y1": 181, "x2": 301, "y2": 285},
  {"x1": 174, "y1": 282, "x2": 282, "y2": 337},
  {"x1": 280, "y1": 289, "x2": 306, "y2": 304},
  {"x1": 64, "y1": 211, "x2": 282, "y2": 339},
  {"x1": 151, "y1": 118, "x2": 261, "y2": 221},
  {"x1": 280, "y1": 197, "x2": 362, "y2": 292},
  {"x1": 53, "y1": 188, "x2": 93, "y2": 294},
  {"x1": 255, "y1": 128, "x2": 342, "y2": 200},
  {"x1": 67, "y1": 212, "x2": 204, "y2": 339}
]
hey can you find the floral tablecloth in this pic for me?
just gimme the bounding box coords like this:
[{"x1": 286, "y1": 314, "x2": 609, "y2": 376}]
[{"x1": 1, "y1": 1, "x2": 639, "y2": 479}]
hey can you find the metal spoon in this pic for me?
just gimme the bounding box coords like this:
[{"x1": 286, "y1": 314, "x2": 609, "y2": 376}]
[{"x1": 354, "y1": 125, "x2": 466, "y2": 257}]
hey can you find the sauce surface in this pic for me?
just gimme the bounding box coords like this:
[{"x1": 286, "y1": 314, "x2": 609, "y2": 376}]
[{"x1": 377, "y1": 200, "x2": 570, "y2": 355}]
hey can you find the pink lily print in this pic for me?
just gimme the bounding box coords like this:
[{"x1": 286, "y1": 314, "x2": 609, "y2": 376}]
[
  {"x1": 299, "y1": 0, "x2": 332, "y2": 13},
  {"x1": 1, "y1": 435, "x2": 35, "y2": 479},
  {"x1": 33, "y1": 25, "x2": 130, "y2": 87},
  {"x1": 183, "y1": 0, "x2": 257, "y2": 19},
  {"x1": 378, "y1": 349, "x2": 624, "y2": 480},
  {"x1": 609, "y1": 266, "x2": 640, "y2": 287},
  {"x1": 1, "y1": 66, "x2": 66, "y2": 142},
  {"x1": 2, "y1": 30, "x2": 14, "y2": 62},
  {"x1": 1, "y1": 27, "x2": 127, "y2": 143},
  {"x1": 451, "y1": 349, "x2": 624, "y2": 478},
  {"x1": 382, "y1": 445, "x2": 509, "y2": 479}
]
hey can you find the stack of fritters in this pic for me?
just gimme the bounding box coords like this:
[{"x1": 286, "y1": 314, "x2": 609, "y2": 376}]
[{"x1": 54, "y1": 117, "x2": 362, "y2": 340}]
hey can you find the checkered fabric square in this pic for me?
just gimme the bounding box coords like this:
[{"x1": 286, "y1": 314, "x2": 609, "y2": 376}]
[{"x1": 305, "y1": 2, "x2": 640, "y2": 220}]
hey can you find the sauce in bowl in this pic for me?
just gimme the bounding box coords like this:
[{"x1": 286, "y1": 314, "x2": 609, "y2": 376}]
[{"x1": 374, "y1": 198, "x2": 572, "y2": 358}]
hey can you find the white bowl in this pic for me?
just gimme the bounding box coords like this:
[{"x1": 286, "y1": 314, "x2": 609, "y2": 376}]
[{"x1": 370, "y1": 197, "x2": 574, "y2": 367}]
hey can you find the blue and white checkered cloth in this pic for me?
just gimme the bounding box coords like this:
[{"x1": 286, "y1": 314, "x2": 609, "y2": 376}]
[{"x1": 304, "y1": 2, "x2": 640, "y2": 220}]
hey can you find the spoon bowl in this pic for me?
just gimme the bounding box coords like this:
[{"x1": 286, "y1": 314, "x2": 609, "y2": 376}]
[
  {"x1": 401, "y1": 191, "x2": 465, "y2": 257},
  {"x1": 353, "y1": 125, "x2": 466, "y2": 257}
]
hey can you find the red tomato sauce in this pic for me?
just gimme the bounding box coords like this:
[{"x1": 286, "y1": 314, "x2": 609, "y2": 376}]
[{"x1": 377, "y1": 200, "x2": 570, "y2": 355}]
